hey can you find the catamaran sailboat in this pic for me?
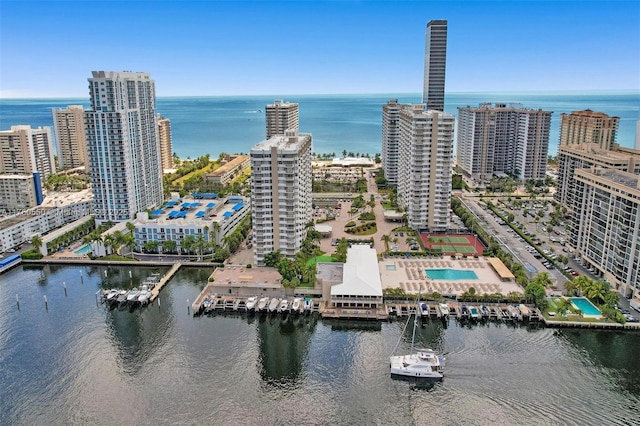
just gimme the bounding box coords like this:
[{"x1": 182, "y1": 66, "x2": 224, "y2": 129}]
[{"x1": 389, "y1": 283, "x2": 445, "y2": 380}]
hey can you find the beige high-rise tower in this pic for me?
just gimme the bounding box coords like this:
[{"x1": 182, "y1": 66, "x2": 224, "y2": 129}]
[
  {"x1": 53, "y1": 105, "x2": 88, "y2": 170},
  {"x1": 157, "y1": 115, "x2": 173, "y2": 170},
  {"x1": 0, "y1": 125, "x2": 56, "y2": 179},
  {"x1": 559, "y1": 109, "x2": 619, "y2": 150},
  {"x1": 265, "y1": 100, "x2": 299, "y2": 139}
]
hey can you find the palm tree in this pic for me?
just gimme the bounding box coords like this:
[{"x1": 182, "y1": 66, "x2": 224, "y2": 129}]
[
  {"x1": 162, "y1": 239, "x2": 177, "y2": 255},
  {"x1": 123, "y1": 234, "x2": 136, "y2": 258},
  {"x1": 381, "y1": 234, "x2": 390, "y2": 252},
  {"x1": 181, "y1": 235, "x2": 196, "y2": 260},
  {"x1": 30, "y1": 235, "x2": 43, "y2": 253}
]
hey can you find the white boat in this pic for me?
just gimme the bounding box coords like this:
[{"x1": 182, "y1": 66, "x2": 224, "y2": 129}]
[
  {"x1": 246, "y1": 296, "x2": 258, "y2": 311},
  {"x1": 258, "y1": 297, "x2": 269, "y2": 311},
  {"x1": 116, "y1": 290, "x2": 128, "y2": 306},
  {"x1": 389, "y1": 349, "x2": 445, "y2": 379},
  {"x1": 303, "y1": 297, "x2": 313, "y2": 313},
  {"x1": 469, "y1": 305, "x2": 480, "y2": 320},
  {"x1": 389, "y1": 283, "x2": 445, "y2": 380},
  {"x1": 419, "y1": 302, "x2": 429, "y2": 317},
  {"x1": 439, "y1": 302, "x2": 450, "y2": 316},
  {"x1": 105, "y1": 288, "x2": 119, "y2": 302},
  {"x1": 292, "y1": 297, "x2": 302, "y2": 312},
  {"x1": 137, "y1": 285, "x2": 150, "y2": 305},
  {"x1": 279, "y1": 298, "x2": 289, "y2": 312},
  {"x1": 126, "y1": 288, "x2": 140, "y2": 303},
  {"x1": 268, "y1": 298, "x2": 280, "y2": 313}
]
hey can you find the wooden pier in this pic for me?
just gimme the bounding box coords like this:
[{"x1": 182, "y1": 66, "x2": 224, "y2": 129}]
[{"x1": 149, "y1": 262, "x2": 182, "y2": 302}]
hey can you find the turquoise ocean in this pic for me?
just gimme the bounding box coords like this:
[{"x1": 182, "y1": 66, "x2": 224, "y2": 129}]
[{"x1": 1, "y1": 92, "x2": 638, "y2": 160}]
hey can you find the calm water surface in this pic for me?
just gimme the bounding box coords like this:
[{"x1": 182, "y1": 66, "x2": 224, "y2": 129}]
[{"x1": 1, "y1": 265, "x2": 639, "y2": 425}]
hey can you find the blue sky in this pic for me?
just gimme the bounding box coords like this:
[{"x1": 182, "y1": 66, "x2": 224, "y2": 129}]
[{"x1": 1, "y1": 0, "x2": 638, "y2": 98}]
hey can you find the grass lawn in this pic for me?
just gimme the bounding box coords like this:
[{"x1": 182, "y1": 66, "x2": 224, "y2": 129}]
[
  {"x1": 99, "y1": 255, "x2": 138, "y2": 261},
  {"x1": 306, "y1": 255, "x2": 335, "y2": 266}
]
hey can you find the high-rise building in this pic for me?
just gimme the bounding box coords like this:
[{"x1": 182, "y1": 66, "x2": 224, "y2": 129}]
[
  {"x1": 85, "y1": 71, "x2": 164, "y2": 223},
  {"x1": 572, "y1": 167, "x2": 640, "y2": 298},
  {"x1": 52, "y1": 105, "x2": 88, "y2": 170},
  {"x1": 559, "y1": 109, "x2": 619, "y2": 151},
  {"x1": 265, "y1": 100, "x2": 299, "y2": 139},
  {"x1": 157, "y1": 115, "x2": 173, "y2": 170},
  {"x1": 0, "y1": 173, "x2": 43, "y2": 210},
  {"x1": 555, "y1": 144, "x2": 640, "y2": 208},
  {"x1": 250, "y1": 129, "x2": 312, "y2": 265},
  {"x1": 422, "y1": 19, "x2": 447, "y2": 111},
  {"x1": 397, "y1": 105, "x2": 454, "y2": 231},
  {"x1": 456, "y1": 103, "x2": 551, "y2": 181},
  {"x1": 382, "y1": 99, "x2": 410, "y2": 187},
  {"x1": 0, "y1": 125, "x2": 55, "y2": 179}
]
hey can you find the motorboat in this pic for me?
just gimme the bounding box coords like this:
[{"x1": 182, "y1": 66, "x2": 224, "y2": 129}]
[
  {"x1": 268, "y1": 298, "x2": 280, "y2": 313},
  {"x1": 246, "y1": 296, "x2": 258, "y2": 311},
  {"x1": 389, "y1": 349, "x2": 445, "y2": 379},
  {"x1": 303, "y1": 297, "x2": 313, "y2": 313},
  {"x1": 279, "y1": 298, "x2": 289, "y2": 312},
  {"x1": 389, "y1": 282, "x2": 445, "y2": 380},
  {"x1": 137, "y1": 285, "x2": 150, "y2": 305},
  {"x1": 105, "y1": 288, "x2": 119, "y2": 303},
  {"x1": 203, "y1": 298, "x2": 213, "y2": 313},
  {"x1": 439, "y1": 302, "x2": 450, "y2": 316},
  {"x1": 126, "y1": 288, "x2": 140, "y2": 304},
  {"x1": 469, "y1": 306, "x2": 480, "y2": 320},
  {"x1": 291, "y1": 297, "x2": 302, "y2": 313},
  {"x1": 258, "y1": 297, "x2": 269, "y2": 312},
  {"x1": 419, "y1": 302, "x2": 429, "y2": 317},
  {"x1": 116, "y1": 290, "x2": 128, "y2": 306}
]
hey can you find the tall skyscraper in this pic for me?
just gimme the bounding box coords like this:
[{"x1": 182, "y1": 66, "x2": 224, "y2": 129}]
[
  {"x1": 85, "y1": 71, "x2": 164, "y2": 223},
  {"x1": 382, "y1": 99, "x2": 409, "y2": 187},
  {"x1": 456, "y1": 103, "x2": 551, "y2": 181},
  {"x1": 53, "y1": 105, "x2": 88, "y2": 170},
  {"x1": 157, "y1": 115, "x2": 173, "y2": 170},
  {"x1": 422, "y1": 19, "x2": 448, "y2": 111},
  {"x1": 265, "y1": 100, "x2": 299, "y2": 139},
  {"x1": 559, "y1": 109, "x2": 619, "y2": 151},
  {"x1": 397, "y1": 105, "x2": 454, "y2": 231},
  {"x1": 250, "y1": 129, "x2": 312, "y2": 265},
  {"x1": 0, "y1": 125, "x2": 55, "y2": 179}
]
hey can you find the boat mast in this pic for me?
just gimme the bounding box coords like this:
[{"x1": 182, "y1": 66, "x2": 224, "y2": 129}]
[{"x1": 410, "y1": 282, "x2": 422, "y2": 353}]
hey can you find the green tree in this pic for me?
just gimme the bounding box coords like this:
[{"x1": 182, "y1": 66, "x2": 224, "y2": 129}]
[
  {"x1": 263, "y1": 250, "x2": 282, "y2": 267},
  {"x1": 30, "y1": 235, "x2": 43, "y2": 253},
  {"x1": 162, "y1": 239, "x2": 177, "y2": 254}
]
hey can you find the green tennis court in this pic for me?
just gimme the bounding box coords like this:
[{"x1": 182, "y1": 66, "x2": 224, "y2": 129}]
[{"x1": 430, "y1": 244, "x2": 477, "y2": 253}]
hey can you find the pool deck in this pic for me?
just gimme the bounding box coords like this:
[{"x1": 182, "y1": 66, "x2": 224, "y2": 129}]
[{"x1": 379, "y1": 257, "x2": 523, "y2": 296}]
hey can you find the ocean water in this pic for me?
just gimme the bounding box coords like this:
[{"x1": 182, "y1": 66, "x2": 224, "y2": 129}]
[
  {"x1": 1, "y1": 264, "x2": 639, "y2": 424},
  {"x1": 1, "y1": 92, "x2": 638, "y2": 160}
]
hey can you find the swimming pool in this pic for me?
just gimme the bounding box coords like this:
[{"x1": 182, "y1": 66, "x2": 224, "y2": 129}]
[
  {"x1": 425, "y1": 269, "x2": 478, "y2": 281},
  {"x1": 570, "y1": 297, "x2": 602, "y2": 316},
  {"x1": 385, "y1": 264, "x2": 397, "y2": 270},
  {"x1": 74, "y1": 244, "x2": 92, "y2": 255}
]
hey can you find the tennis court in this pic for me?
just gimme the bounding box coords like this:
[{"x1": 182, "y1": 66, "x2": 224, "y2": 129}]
[{"x1": 420, "y1": 233, "x2": 485, "y2": 256}]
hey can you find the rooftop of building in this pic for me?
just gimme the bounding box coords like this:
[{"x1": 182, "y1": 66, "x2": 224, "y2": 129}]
[
  {"x1": 251, "y1": 130, "x2": 311, "y2": 152},
  {"x1": 267, "y1": 100, "x2": 298, "y2": 108},
  {"x1": 578, "y1": 168, "x2": 640, "y2": 191},
  {"x1": 562, "y1": 109, "x2": 619, "y2": 119},
  {"x1": 204, "y1": 155, "x2": 249, "y2": 177},
  {"x1": 210, "y1": 265, "x2": 283, "y2": 287},
  {"x1": 459, "y1": 103, "x2": 552, "y2": 113},
  {"x1": 559, "y1": 143, "x2": 640, "y2": 160},
  {"x1": 137, "y1": 194, "x2": 248, "y2": 226},
  {"x1": 330, "y1": 244, "x2": 383, "y2": 297},
  {"x1": 40, "y1": 189, "x2": 93, "y2": 208}
]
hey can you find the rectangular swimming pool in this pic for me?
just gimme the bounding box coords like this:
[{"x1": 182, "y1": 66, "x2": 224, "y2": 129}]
[
  {"x1": 425, "y1": 269, "x2": 478, "y2": 281},
  {"x1": 74, "y1": 244, "x2": 92, "y2": 255},
  {"x1": 570, "y1": 297, "x2": 602, "y2": 316}
]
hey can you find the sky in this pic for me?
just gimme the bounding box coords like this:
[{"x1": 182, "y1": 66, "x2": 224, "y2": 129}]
[{"x1": 0, "y1": 0, "x2": 639, "y2": 98}]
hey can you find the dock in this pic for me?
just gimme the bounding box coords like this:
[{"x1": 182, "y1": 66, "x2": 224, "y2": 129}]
[{"x1": 149, "y1": 262, "x2": 182, "y2": 302}]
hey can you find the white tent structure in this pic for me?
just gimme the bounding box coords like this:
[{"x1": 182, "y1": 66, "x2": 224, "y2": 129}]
[{"x1": 330, "y1": 244, "x2": 383, "y2": 309}]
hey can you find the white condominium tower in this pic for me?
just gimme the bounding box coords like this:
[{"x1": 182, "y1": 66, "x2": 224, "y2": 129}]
[
  {"x1": 398, "y1": 105, "x2": 454, "y2": 231},
  {"x1": 382, "y1": 99, "x2": 410, "y2": 187},
  {"x1": 85, "y1": 71, "x2": 164, "y2": 223},
  {"x1": 157, "y1": 115, "x2": 173, "y2": 170},
  {"x1": 265, "y1": 100, "x2": 299, "y2": 139},
  {"x1": 250, "y1": 129, "x2": 312, "y2": 265},
  {"x1": 53, "y1": 105, "x2": 88, "y2": 170},
  {"x1": 559, "y1": 109, "x2": 619, "y2": 151},
  {"x1": 0, "y1": 125, "x2": 55, "y2": 179},
  {"x1": 456, "y1": 103, "x2": 551, "y2": 181},
  {"x1": 422, "y1": 19, "x2": 447, "y2": 112}
]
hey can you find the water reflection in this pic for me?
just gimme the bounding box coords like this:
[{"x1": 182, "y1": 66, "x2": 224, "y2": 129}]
[{"x1": 257, "y1": 313, "x2": 317, "y2": 384}]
